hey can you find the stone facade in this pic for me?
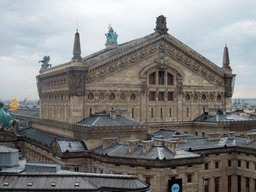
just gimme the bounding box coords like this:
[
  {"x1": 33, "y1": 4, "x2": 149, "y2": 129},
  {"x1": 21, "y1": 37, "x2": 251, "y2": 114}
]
[{"x1": 37, "y1": 16, "x2": 235, "y2": 124}]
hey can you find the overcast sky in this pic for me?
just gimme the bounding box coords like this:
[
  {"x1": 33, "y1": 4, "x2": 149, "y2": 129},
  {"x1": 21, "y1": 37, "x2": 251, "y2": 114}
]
[{"x1": 1, "y1": 0, "x2": 256, "y2": 101}]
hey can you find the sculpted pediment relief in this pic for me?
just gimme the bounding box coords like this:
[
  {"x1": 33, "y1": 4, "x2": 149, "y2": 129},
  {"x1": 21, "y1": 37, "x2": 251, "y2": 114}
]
[{"x1": 86, "y1": 36, "x2": 225, "y2": 86}]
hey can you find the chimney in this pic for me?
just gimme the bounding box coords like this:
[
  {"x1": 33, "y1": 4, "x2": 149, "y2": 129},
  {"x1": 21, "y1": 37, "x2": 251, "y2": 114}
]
[
  {"x1": 154, "y1": 139, "x2": 164, "y2": 146},
  {"x1": 109, "y1": 109, "x2": 117, "y2": 119},
  {"x1": 228, "y1": 132, "x2": 235, "y2": 140},
  {"x1": 246, "y1": 133, "x2": 256, "y2": 144},
  {"x1": 171, "y1": 135, "x2": 187, "y2": 143},
  {"x1": 102, "y1": 137, "x2": 118, "y2": 149},
  {"x1": 206, "y1": 133, "x2": 221, "y2": 141},
  {"x1": 128, "y1": 139, "x2": 140, "y2": 152},
  {"x1": 165, "y1": 140, "x2": 178, "y2": 153},
  {"x1": 142, "y1": 140, "x2": 154, "y2": 153}
]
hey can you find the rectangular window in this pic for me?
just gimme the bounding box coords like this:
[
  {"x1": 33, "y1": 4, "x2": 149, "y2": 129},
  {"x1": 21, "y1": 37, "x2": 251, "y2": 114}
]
[
  {"x1": 215, "y1": 162, "x2": 219, "y2": 169},
  {"x1": 158, "y1": 92, "x2": 165, "y2": 101},
  {"x1": 202, "y1": 132, "x2": 205, "y2": 137},
  {"x1": 146, "y1": 177, "x2": 151, "y2": 185},
  {"x1": 195, "y1": 132, "x2": 198, "y2": 136},
  {"x1": 132, "y1": 108, "x2": 134, "y2": 119},
  {"x1": 160, "y1": 108, "x2": 163, "y2": 118},
  {"x1": 158, "y1": 71, "x2": 165, "y2": 85},
  {"x1": 205, "y1": 163, "x2": 208, "y2": 170},
  {"x1": 151, "y1": 108, "x2": 153, "y2": 118},
  {"x1": 204, "y1": 179, "x2": 209, "y2": 192},
  {"x1": 246, "y1": 161, "x2": 250, "y2": 169},
  {"x1": 169, "y1": 108, "x2": 172, "y2": 117},
  {"x1": 187, "y1": 174, "x2": 192, "y2": 183},
  {"x1": 167, "y1": 73, "x2": 173, "y2": 85},
  {"x1": 228, "y1": 160, "x2": 231, "y2": 167},
  {"x1": 187, "y1": 107, "x2": 189, "y2": 117},
  {"x1": 215, "y1": 177, "x2": 219, "y2": 192},
  {"x1": 238, "y1": 160, "x2": 241, "y2": 167},
  {"x1": 246, "y1": 177, "x2": 250, "y2": 192},
  {"x1": 238, "y1": 175, "x2": 241, "y2": 192},
  {"x1": 149, "y1": 92, "x2": 156, "y2": 101},
  {"x1": 168, "y1": 92, "x2": 173, "y2": 101},
  {"x1": 149, "y1": 72, "x2": 156, "y2": 84},
  {"x1": 228, "y1": 175, "x2": 232, "y2": 192}
]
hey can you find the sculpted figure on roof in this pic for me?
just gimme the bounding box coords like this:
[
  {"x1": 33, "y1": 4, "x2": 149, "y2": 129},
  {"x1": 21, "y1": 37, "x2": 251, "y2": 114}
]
[{"x1": 105, "y1": 24, "x2": 118, "y2": 45}]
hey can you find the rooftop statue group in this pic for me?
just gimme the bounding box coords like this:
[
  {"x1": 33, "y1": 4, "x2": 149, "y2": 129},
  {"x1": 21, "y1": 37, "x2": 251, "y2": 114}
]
[
  {"x1": 39, "y1": 56, "x2": 51, "y2": 70},
  {"x1": 105, "y1": 24, "x2": 118, "y2": 45}
]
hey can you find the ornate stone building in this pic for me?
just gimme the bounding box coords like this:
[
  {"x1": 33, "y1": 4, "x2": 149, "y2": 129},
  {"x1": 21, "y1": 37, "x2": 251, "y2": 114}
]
[{"x1": 37, "y1": 15, "x2": 236, "y2": 124}]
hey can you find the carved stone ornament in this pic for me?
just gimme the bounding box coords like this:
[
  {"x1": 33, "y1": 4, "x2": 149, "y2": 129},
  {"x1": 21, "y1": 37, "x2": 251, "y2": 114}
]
[
  {"x1": 155, "y1": 52, "x2": 169, "y2": 69},
  {"x1": 177, "y1": 82, "x2": 183, "y2": 94},
  {"x1": 141, "y1": 81, "x2": 148, "y2": 96},
  {"x1": 154, "y1": 15, "x2": 168, "y2": 34},
  {"x1": 68, "y1": 70, "x2": 86, "y2": 96}
]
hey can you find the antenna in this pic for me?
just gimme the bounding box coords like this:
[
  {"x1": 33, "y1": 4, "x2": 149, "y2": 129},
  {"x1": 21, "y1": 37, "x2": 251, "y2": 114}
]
[
  {"x1": 225, "y1": 34, "x2": 227, "y2": 47},
  {"x1": 76, "y1": 17, "x2": 78, "y2": 32}
]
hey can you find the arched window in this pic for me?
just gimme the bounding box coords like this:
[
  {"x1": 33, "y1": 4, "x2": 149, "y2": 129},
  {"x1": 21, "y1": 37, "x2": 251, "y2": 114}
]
[
  {"x1": 167, "y1": 73, "x2": 173, "y2": 85},
  {"x1": 149, "y1": 72, "x2": 156, "y2": 85}
]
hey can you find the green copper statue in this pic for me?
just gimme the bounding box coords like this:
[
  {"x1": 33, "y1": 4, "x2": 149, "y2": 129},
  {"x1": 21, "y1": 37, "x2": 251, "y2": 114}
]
[
  {"x1": 39, "y1": 56, "x2": 52, "y2": 69},
  {"x1": 105, "y1": 24, "x2": 118, "y2": 44}
]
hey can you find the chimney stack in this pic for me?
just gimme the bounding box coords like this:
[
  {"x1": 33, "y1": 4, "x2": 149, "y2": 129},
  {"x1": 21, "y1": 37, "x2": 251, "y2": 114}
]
[
  {"x1": 165, "y1": 140, "x2": 178, "y2": 153},
  {"x1": 142, "y1": 140, "x2": 154, "y2": 153},
  {"x1": 128, "y1": 139, "x2": 140, "y2": 152},
  {"x1": 102, "y1": 137, "x2": 118, "y2": 149},
  {"x1": 206, "y1": 133, "x2": 221, "y2": 141}
]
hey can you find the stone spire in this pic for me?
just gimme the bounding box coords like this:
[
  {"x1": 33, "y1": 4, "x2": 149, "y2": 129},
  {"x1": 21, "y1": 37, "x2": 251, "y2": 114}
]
[
  {"x1": 154, "y1": 15, "x2": 168, "y2": 34},
  {"x1": 72, "y1": 29, "x2": 82, "y2": 62},
  {"x1": 222, "y1": 44, "x2": 231, "y2": 70}
]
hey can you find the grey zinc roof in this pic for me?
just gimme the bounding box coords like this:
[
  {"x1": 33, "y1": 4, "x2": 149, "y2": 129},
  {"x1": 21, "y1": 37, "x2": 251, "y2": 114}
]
[
  {"x1": 19, "y1": 128, "x2": 70, "y2": 147},
  {"x1": 92, "y1": 143, "x2": 199, "y2": 160},
  {"x1": 0, "y1": 176, "x2": 99, "y2": 190},
  {"x1": 0, "y1": 145, "x2": 18, "y2": 153},
  {"x1": 77, "y1": 114, "x2": 143, "y2": 126},
  {"x1": 11, "y1": 108, "x2": 39, "y2": 118},
  {"x1": 19, "y1": 128, "x2": 87, "y2": 152},
  {"x1": 194, "y1": 113, "x2": 251, "y2": 122},
  {"x1": 0, "y1": 172, "x2": 149, "y2": 191},
  {"x1": 148, "y1": 129, "x2": 199, "y2": 140},
  {"x1": 57, "y1": 140, "x2": 86, "y2": 153}
]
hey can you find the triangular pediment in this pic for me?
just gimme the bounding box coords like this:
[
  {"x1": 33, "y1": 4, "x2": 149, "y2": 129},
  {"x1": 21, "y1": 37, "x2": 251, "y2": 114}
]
[{"x1": 85, "y1": 33, "x2": 225, "y2": 86}]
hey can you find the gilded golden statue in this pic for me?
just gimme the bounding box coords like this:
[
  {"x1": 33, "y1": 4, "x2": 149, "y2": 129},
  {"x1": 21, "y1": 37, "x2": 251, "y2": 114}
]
[{"x1": 10, "y1": 96, "x2": 19, "y2": 111}]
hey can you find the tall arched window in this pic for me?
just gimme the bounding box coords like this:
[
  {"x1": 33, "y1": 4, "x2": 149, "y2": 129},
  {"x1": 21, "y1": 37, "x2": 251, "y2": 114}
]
[
  {"x1": 149, "y1": 72, "x2": 156, "y2": 84},
  {"x1": 158, "y1": 71, "x2": 165, "y2": 85},
  {"x1": 167, "y1": 73, "x2": 173, "y2": 85}
]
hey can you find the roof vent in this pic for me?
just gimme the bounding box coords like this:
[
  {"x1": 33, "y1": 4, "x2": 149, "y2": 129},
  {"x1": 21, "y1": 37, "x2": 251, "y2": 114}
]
[
  {"x1": 27, "y1": 182, "x2": 33, "y2": 186},
  {"x1": 69, "y1": 143, "x2": 72, "y2": 148},
  {"x1": 51, "y1": 182, "x2": 56, "y2": 187},
  {"x1": 246, "y1": 132, "x2": 256, "y2": 143},
  {"x1": 75, "y1": 182, "x2": 80, "y2": 187},
  {"x1": 4, "y1": 183, "x2": 9, "y2": 186}
]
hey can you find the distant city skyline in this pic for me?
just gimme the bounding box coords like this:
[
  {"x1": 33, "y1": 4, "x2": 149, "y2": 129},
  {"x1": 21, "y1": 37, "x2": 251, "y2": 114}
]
[{"x1": 1, "y1": 0, "x2": 256, "y2": 100}]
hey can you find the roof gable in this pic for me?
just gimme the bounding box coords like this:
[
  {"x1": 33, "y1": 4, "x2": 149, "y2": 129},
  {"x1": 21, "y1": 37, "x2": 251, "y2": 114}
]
[{"x1": 85, "y1": 32, "x2": 225, "y2": 86}]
